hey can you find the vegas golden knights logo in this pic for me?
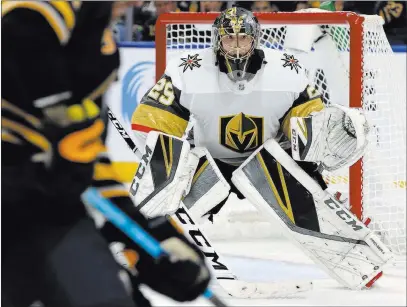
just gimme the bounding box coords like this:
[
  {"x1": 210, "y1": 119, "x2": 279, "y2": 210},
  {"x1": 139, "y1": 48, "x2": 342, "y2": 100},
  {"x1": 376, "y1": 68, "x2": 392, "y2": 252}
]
[{"x1": 219, "y1": 113, "x2": 264, "y2": 153}]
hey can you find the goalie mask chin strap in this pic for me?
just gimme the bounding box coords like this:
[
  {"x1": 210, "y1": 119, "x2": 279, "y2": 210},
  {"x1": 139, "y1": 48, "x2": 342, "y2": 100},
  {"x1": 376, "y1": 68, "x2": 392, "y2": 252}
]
[{"x1": 216, "y1": 49, "x2": 266, "y2": 83}]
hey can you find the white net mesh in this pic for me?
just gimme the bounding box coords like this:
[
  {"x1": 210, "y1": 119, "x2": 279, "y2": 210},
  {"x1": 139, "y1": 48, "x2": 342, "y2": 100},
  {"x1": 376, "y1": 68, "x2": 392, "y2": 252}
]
[{"x1": 163, "y1": 12, "x2": 406, "y2": 255}]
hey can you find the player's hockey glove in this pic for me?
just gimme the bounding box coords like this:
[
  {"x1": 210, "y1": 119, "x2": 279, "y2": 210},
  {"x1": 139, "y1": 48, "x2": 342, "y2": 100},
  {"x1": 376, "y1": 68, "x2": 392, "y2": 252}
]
[{"x1": 113, "y1": 216, "x2": 211, "y2": 302}]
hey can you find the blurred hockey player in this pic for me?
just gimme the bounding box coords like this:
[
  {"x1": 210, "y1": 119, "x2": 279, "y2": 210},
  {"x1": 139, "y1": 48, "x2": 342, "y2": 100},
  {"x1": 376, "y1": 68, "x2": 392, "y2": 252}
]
[
  {"x1": 130, "y1": 6, "x2": 393, "y2": 290},
  {"x1": 1, "y1": 2, "x2": 210, "y2": 307}
]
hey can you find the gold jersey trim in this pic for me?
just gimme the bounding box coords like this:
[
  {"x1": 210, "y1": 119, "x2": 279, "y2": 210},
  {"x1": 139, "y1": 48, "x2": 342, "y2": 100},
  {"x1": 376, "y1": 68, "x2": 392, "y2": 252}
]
[
  {"x1": 282, "y1": 98, "x2": 324, "y2": 139},
  {"x1": 2, "y1": 1, "x2": 75, "y2": 44},
  {"x1": 131, "y1": 104, "x2": 188, "y2": 138}
]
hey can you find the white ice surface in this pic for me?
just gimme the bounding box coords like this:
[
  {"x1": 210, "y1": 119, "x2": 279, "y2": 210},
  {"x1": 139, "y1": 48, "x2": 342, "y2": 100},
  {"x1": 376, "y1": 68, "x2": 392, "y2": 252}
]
[{"x1": 140, "y1": 238, "x2": 406, "y2": 306}]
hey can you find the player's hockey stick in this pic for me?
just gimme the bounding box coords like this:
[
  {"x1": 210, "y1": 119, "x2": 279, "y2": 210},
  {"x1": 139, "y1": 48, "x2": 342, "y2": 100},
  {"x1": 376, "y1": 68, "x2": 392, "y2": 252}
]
[
  {"x1": 81, "y1": 188, "x2": 226, "y2": 307},
  {"x1": 106, "y1": 106, "x2": 313, "y2": 298}
]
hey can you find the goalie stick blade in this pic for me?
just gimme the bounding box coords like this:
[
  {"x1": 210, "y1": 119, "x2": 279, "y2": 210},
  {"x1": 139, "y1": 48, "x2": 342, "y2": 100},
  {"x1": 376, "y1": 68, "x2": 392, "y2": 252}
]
[{"x1": 216, "y1": 279, "x2": 313, "y2": 299}]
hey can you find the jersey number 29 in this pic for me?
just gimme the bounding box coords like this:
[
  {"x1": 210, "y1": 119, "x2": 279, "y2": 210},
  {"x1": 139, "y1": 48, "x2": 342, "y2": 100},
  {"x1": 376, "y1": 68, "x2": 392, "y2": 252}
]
[{"x1": 147, "y1": 78, "x2": 175, "y2": 106}]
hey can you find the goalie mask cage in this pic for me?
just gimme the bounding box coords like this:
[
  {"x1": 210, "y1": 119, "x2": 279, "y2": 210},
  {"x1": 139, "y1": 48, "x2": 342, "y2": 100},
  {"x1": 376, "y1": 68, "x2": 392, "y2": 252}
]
[{"x1": 155, "y1": 10, "x2": 406, "y2": 255}]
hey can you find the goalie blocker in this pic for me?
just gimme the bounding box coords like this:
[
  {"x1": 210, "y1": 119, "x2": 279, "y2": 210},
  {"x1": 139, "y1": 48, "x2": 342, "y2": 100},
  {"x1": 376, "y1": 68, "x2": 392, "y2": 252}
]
[
  {"x1": 232, "y1": 138, "x2": 393, "y2": 290},
  {"x1": 129, "y1": 131, "x2": 199, "y2": 218},
  {"x1": 130, "y1": 131, "x2": 231, "y2": 221}
]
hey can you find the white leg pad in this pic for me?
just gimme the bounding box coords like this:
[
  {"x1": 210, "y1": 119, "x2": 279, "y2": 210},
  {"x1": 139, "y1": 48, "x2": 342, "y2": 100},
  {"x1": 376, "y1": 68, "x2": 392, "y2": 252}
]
[{"x1": 232, "y1": 139, "x2": 393, "y2": 290}]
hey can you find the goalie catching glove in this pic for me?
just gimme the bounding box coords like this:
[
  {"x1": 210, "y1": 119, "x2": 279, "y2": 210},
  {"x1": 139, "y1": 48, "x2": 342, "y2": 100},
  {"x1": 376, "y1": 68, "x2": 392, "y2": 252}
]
[
  {"x1": 290, "y1": 104, "x2": 370, "y2": 171},
  {"x1": 130, "y1": 131, "x2": 199, "y2": 218}
]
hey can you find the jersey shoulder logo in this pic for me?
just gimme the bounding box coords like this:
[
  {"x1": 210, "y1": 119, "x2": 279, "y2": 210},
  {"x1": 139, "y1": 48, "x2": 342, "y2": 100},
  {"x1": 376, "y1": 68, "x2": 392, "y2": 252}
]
[
  {"x1": 281, "y1": 53, "x2": 302, "y2": 74},
  {"x1": 179, "y1": 54, "x2": 202, "y2": 73},
  {"x1": 219, "y1": 113, "x2": 264, "y2": 153}
]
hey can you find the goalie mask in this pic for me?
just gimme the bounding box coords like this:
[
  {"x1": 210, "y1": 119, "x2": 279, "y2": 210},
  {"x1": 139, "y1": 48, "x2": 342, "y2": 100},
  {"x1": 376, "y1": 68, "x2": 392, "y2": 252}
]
[{"x1": 212, "y1": 7, "x2": 263, "y2": 83}]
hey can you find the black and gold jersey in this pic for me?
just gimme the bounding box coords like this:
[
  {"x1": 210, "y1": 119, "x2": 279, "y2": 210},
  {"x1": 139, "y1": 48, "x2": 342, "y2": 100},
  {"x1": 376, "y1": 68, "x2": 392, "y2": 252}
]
[
  {"x1": 1, "y1": 1, "x2": 195, "y2": 271},
  {"x1": 1, "y1": 1, "x2": 119, "y2": 204}
]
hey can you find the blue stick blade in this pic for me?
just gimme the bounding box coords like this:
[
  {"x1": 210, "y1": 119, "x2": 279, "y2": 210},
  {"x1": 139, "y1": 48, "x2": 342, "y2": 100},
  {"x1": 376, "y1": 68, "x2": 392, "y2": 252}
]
[
  {"x1": 203, "y1": 289, "x2": 213, "y2": 299},
  {"x1": 82, "y1": 188, "x2": 163, "y2": 258}
]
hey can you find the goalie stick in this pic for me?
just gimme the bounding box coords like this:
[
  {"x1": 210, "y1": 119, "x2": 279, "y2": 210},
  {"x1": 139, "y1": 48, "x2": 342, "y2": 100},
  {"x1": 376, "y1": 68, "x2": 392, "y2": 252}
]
[{"x1": 106, "y1": 107, "x2": 313, "y2": 298}]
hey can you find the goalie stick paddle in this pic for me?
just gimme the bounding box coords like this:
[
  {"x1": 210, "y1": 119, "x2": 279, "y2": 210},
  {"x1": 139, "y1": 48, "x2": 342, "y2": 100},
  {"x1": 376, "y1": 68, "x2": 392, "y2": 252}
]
[
  {"x1": 105, "y1": 107, "x2": 313, "y2": 298},
  {"x1": 81, "y1": 188, "x2": 226, "y2": 307}
]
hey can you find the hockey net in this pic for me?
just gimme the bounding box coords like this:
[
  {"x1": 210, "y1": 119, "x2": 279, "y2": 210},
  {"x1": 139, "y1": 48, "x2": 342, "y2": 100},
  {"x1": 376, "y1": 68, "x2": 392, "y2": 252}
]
[{"x1": 155, "y1": 10, "x2": 406, "y2": 255}]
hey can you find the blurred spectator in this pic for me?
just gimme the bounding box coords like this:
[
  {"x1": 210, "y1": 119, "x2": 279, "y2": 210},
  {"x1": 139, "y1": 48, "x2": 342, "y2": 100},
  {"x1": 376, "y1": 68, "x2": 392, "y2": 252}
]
[
  {"x1": 177, "y1": 1, "x2": 228, "y2": 12},
  {"x1": 270, "y1": 1, "x2": 300, "y2": 12},
  {"x1": 155, "y1": 1, "x2": 179, "y2": 15},
  {"x1": 376, "y1": 1, "x2": 406, "y2": 26},
  {"x1": 200, "y1": 1, "x2": 226, "y2": 12},
  {"x1": 112, "y1": 1, "x2": 131, "y2": 20},
  {"x1": 251, "y1": 1, "x2": 279, "y2": 12},
  {"x1": 130, "y1": 1, "x2": 179, "y2": 41},
  {"x1": 112, "y1": 1, "x2": 144, "y2": 42},
  {"x1": 309, "y1": 1, "x2": 321, "y2": 8},
  {"x1": 237, "y1": 1, "x2": 299, "y2": 11},
  {"x1": 335, "y1": 1, "x2": 406, "y2": 43},
  {"x1": 334, "y1": 1, "x2": 345, "y2": 11},
  {"x1": 234, "y1": 1, "x2": 254, "y2": 10},
  {"x1": 177, "y1": 1, "x2": 200, "y2": 12},
  {"x1": 376, "y1": 1, "x2": 407, "y2": 44},
  {"x1": 130, "y1": 1, "x2": 227, "y2": 42},
  {"x1": 308, "y1": 1, "x2": 342, "y2": 10},
  {"x1": 295, "y1": 1, "x2": 310, "y2": 10},
  {"x1": 114, "y1": 0, "x2": 406, "y2": 44}
]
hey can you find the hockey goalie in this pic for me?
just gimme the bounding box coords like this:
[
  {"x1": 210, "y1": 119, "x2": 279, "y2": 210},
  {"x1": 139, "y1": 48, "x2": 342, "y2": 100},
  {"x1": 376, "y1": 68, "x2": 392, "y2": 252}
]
[{"x1": 130, "y1": 7, "x2": 394, "y2": 290}]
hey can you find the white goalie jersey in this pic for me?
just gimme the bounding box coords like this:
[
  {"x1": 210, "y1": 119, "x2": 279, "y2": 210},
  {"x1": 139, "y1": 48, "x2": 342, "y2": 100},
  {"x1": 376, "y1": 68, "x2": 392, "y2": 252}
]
[{"x1": 131, "y1": 47, "x2": 326, "y2": 166}]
